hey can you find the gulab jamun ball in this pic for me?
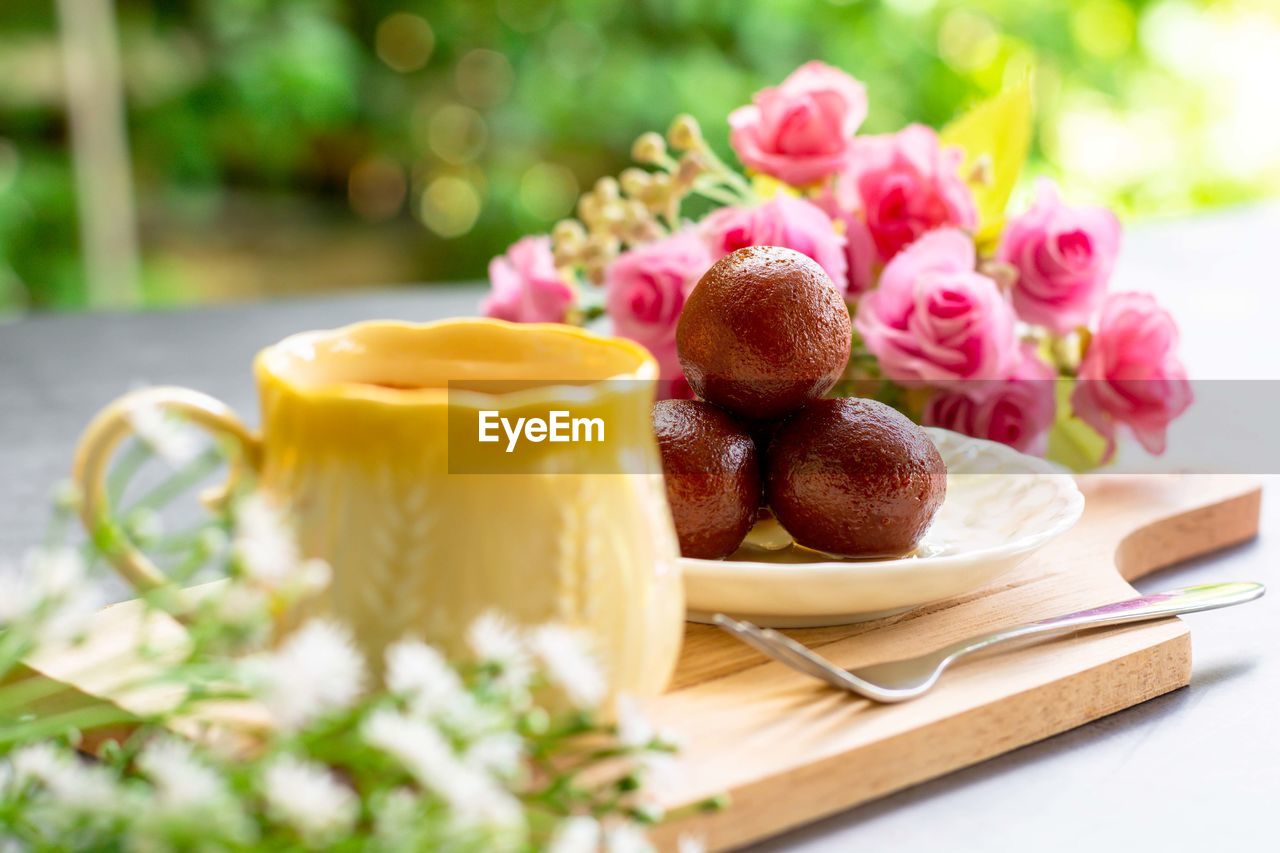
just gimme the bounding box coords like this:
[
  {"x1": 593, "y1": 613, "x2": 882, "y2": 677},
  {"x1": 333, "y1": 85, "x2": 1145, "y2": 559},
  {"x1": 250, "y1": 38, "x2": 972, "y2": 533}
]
[
  {"x1": 765, "y1": 397, "x2": 946, "y2": 557},
  {"x1": 652, "y1": 399, "x2": 760, "y2": 560},
  {"x1": 676, "y1": 246, "x2": 851, "y2": 421}
]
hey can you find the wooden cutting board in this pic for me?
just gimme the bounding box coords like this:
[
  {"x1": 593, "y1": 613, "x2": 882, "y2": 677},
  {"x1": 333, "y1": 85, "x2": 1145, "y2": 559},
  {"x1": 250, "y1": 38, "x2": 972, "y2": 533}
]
[{"x1": 647, "y1": 475, "x2": 1261, "y2": 850}]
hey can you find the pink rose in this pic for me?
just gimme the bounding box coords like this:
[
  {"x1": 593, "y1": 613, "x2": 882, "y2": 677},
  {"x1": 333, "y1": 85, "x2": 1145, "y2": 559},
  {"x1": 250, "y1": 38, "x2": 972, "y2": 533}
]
[
  {"x1": 998, "y1": 180, "x2": 1122, "y2": 333},
  {"x1": 481, "y1": 236, "x2": 576, "y2": 323},
  {"x1": 854, "y1": 228, "x2": 1017, "y2": 383},
  {"x1": 843, "y1": 124, "x2": 977, "y2": 262},
  {"x1": 924, "y1": 345, "x2": 1056, "y2": 454},
  {"x1": 605, "y1": 229, "x2": 711, "y2": 400},
  {"x1": 729, "y1": 61, "x2": 868, "y2": 186},
  {"x1": 1072, "y1": 292, "x2": 1192, "y2": 457},
  {"x1": 815, "y1": 183, "x2": 877, "y2": 297},
  {"x1": 701, "y1": 195, "x2": 848, "y2": 293}
]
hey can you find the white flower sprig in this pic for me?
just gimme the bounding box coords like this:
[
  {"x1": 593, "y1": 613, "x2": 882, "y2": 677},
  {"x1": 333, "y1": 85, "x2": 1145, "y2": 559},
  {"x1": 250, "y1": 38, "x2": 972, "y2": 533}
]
[
  {"x1": 0, "y1": 409, "x2": 717, "y2": 850},
  {"x1": 243, "y1": 619, "x2": 366, "y2": 731},
  {"x1": 260, "y1": 754, "x2": 358, "y2": 843}
]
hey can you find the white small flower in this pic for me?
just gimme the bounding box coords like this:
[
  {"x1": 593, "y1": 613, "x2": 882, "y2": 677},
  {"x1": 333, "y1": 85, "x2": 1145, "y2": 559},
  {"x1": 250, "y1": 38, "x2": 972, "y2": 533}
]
[
  {"x1": 468, "y1": 611, "x2": 534, "y2": 693},
  {"x1": 136, "y1": 737, "x2": 229, "y2": 814},
  {"x1": 362, "y1": 708, "x2": 453, "y2": 785},
  {"x1": 636, "y1": 751, "x2": 679, "y2": 803},
  {"x1": 373, "y1": 787, "x2": 422, "y2": 844},
  {"x1": 295, "y1": 557, "x2": 332, "y2": 594},
  {"x1": 0, "y1": 548, "x2": 101, "y2": 646},
  {"x1": 465, "y1": 731, "x2": 524, "y2": 779},
  {"x1": 548, "y1": 815, "x2": 600, "y2": 853},
  {"x1": 677, "y1": 834, "x2": 707, "y2": 853},
  {"x1": 246, "y1": 619, "x2": 366, "y2": 730},
  {"x1": 440, "y1": 694, "x2": 502, "y2": 741},
  {"x1": 262, "y1": 755, "x2": 358, "y2": 843},
  {"x1": 211, "y1": 582, "x2": 270, "y2": 626},
  {"x1": 385, "y1": 638, "x2": 467, "y2": 717},
  {"x1": 129, "y1": 403, "x2": 202, "y2": 467},
  {"x1": 616, "y1": 695, "x2": 683, "y2": 755},
  {"x1": 9, "y1": 742, "x2": 61, "y2": 785},
  {"x1": 604, "y1": 822, "x2": 654, "y2": 853},
  {"x1": 362, "y1": 709, "x2": 520, "y2": 830},
  {"x1": 197, "y1": 526, "x2": 230, "y2": 559},
  {"x1": 52, "y1": 479, "x2": 81, "y2": 511},
  {"x1": 362, "y1": 709, "x2": 453, "y2": 786},
  {"x1": 615, "y1": 694, "x2": 654, "y2": 748},
  {"x1": 9, "y1": 743, "x2": 121, "y2": 817},
  {"x1": 124, "y1": 508, "x2": 164, "y2": 543},
  {"x1": 35, "y1": 587, "x2": 101, "y2": 647},
  {"x1": 528, "y1": 625, "x2": 606, "y2": 708},
  {"x1": 233, "y1": 493, "x2": 301, "y2": 587},
  {"x1": 23, "y1": 546, "x2": 85, "y2": 598},
  {"x1": 133, "y1": 738, "x2": 251, "y2": 840}
]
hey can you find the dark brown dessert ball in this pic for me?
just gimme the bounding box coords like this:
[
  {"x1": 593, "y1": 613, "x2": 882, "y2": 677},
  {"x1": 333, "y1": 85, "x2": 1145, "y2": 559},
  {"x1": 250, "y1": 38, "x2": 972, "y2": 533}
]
[
  {"x1": 652, "y1": 399, "x2": 760, "y2": 559},
  {"x1": 765, "y1": 397, "x2": 946, "y2": 557},
  {"x1": 676, "y1": 246, "x2": 852, "y2": 421}
]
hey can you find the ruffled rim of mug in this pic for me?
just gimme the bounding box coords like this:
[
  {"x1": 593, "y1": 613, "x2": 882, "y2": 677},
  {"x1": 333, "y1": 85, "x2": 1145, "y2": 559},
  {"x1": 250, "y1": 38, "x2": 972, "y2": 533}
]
[{"x1": 253, "y1": 318, "x2": 659, "y2": 409}]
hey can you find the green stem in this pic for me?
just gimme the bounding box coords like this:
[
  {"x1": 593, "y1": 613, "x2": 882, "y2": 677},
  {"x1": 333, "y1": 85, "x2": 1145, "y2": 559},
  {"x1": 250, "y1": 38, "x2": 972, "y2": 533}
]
[
  {"x1": 126, "y1": 448, "x2": 223, "y2": 513},
  {"x1": 125, "y1": 527, "x2": 207, "y2": 555},
  {"x1": 41, "y1": 505, "x2": 74, "y2": 550},
  {"x1": 0, "y1": 671, "x2": 90, "y2": 720},
  {"x1": 0, "y1": 627, "x2": 39, "y2": 680},
  {"x1": 698, "y1": 143, "x2": 754, "y2": 201},
  {"x1": 167, "y1": 545, "x2": 212, "y2": 585},
  {"x1": 106, "y1": 441, "x2": 151, "y2": 506},
  {"x1": 690, "y1": 180, "x2": 742, "y2": 207},
  {"x1": 0, "y1": 703, "x2": 138, "y2": 746}
]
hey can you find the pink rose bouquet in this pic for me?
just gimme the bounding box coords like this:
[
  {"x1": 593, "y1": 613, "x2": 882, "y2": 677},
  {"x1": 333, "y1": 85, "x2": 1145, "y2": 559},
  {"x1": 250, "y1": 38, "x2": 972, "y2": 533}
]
[
  {"x1": 604, "y1": 229, "x2": 710, "y2": 398},
  {"x1": 482, "y1": 236, "x2": 578, "y2": 324},
  {"x1": 843, "y1": 124, "x2": 978, "y2": 262},
  {"x1": 728, "y1": 61, "x2": 867, "y2": 187},
  {"x1": 1072, "y1": 292, "x2": 1192, "y2": 458},
  {"x1": 924, "y1": 345, "x2": 1057, "y2": 455},
  {"x1": 701, "y1": 194, "x2": 848, "y2": 291},
  {"x1": 997, "y1": 179, "x2": 1121, "y2": 333},
  {"x1": 481, "y1": 63, "x2": 1191, "y2": 468},
  {"x1": 854, "y1": 228, "x2": 1015, "y2": 384}
]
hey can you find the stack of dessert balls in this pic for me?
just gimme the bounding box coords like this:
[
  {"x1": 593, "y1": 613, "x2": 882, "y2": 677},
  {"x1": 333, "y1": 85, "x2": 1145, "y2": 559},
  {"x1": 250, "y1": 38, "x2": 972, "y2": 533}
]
[{"x1": 652, "y1": 245, "x2": 947, "y2": 560}]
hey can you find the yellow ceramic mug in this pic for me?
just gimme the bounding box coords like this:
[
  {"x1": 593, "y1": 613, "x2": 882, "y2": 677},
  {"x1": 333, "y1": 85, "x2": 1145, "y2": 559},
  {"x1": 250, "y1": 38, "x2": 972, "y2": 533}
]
[{"x1": 73, "y1": 319, "x2": 685, "y2": 697}]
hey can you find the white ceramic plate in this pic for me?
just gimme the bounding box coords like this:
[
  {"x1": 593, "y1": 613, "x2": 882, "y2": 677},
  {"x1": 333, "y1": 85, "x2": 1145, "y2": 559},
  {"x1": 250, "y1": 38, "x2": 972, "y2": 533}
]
[{"x1": 682, "y1": 427, "x2": 1085, "y2": 627}]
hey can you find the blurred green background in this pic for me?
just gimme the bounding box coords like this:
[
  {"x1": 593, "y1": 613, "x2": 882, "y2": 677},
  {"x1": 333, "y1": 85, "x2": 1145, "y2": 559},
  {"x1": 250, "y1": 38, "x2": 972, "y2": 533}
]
[{"x1": 1, "y1": 0, "x2": 1277, "y2": 312}]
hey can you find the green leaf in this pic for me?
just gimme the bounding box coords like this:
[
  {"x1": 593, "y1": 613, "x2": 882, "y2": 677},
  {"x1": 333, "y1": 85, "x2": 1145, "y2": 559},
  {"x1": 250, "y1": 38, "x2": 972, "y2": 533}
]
[
  {"x1": 940, "y1": 78, "x2": 1034, "y2": 247},
  {"x1": 1045, "y1": 378, "x2": 1109, "y2": 472}
]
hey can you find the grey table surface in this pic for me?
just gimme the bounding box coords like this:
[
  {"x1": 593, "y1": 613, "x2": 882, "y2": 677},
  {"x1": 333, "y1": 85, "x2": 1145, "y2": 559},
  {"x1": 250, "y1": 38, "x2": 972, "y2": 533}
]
[{"x1": 2, "y1": 204, "x2": 1278, "y2": 852}]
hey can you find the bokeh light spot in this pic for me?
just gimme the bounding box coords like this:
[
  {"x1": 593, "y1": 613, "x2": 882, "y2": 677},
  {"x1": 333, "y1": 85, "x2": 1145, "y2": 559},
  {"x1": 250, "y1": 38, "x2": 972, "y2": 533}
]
[
  {"x1": 428, "y1": 104, "x2": 489, "y2": 165},
  {"x1": 546, "y1": 21, "x2": 605, "y2": 80},
  {"x1": 938, "y1": 10, "x2": 1000, "y2": 73},
  {"x1": 456, "y1": 49, "x2": 515, "y2": 108},
  {"x1": 1070, "y1": 0, "x2": 1135, "y2": 60},
  {"x1": 519, "y1": 162, "x2": 580, "y2": 221},
  {"x1": 496, "y1": 0, "x2": 555, "y2": 33},
  {"x1": 376, "y1": 13, "x2": 435, "y2": 73},
  {"x1": 883, "y1": 0, "x2": 936, "y2": 14},
  {"x1": 420, "y1": 175, "x2": 482, "y2": 238},
  {"x1": 348, "y1": 156, "x2": 407, "y2": 222}
]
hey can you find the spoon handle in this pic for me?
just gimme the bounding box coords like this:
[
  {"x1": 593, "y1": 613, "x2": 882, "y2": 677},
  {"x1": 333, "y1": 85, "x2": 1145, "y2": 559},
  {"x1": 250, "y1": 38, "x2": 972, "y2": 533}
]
[{"x1": 949, "y1": 582, "x2": 1265, "y2": 660}]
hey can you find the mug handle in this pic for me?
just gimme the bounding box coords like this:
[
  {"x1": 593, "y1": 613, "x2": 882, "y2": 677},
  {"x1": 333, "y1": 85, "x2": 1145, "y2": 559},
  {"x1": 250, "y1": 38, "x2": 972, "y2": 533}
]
[{"x1": 72, "y1": 386, "x2": 262, "y2": 593}]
